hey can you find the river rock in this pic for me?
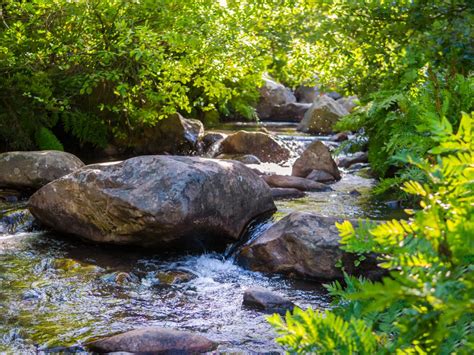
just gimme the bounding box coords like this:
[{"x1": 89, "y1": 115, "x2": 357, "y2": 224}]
[
  {"x1": 28, "y1": 156, "x2": 275, "y2": 249},
  {"x1": 338, "y1": 96, "x2": 358, "y2": 112},
  {"x1": 202, "y1": 132, "x2": 227, "y2": 146},
  {"x1": 202, "y1": 132, "x2": 227, "y2": 158},
  {"x1": 271, "y1": 188, "x2": 306, "y2": 200},
  {"x1": 0, "y1": 208, "x2": 35, "y2": 234},
  {"x1": 294, "y1": 85, "x2": 320, "y2": 103},
  {"x1": 257, "y1": 78, "x2": 296, "y2": 120},
  {"x1": 0, "y1": 151, "x2": 84, "y2": 191},
  {"x1": 156, "y1": 270, "x2": 196, "y2": 285},
  {"x1": 270, "y1": 102, "x2": 312, "y2": 122},
  {"x1": 87, "y1": 327, "x2": 217, "y2": 353},
  {"x1": 131, "y1": 113, "x2": 204, "y2": 155},
  {"x1": 292, "y1": 141, "x2": 340, "y2": 180},
  {"x1": 327, "y1": 91, "x2": 343, "y2": 100},
  {"x1": 337, "y1": 152, "x2": 369, "y2": 168},
  {"x1": 262, "y1": 175, "x2": 330, "y2": 192},
  {"x1": 217, "y1": 154, "x2": 262, "y2": 165},
  {"x1": 243, "y1": 287, "x2": 295, "y2": 315},
  {"x1": 297, "y1": 95, "x2": 349, "y2": 134},
  {"x1": 220, "y1": 130, "x2": 291, "y2": 163},
  {"x1": 237, "y1": 212, "x2": 375, "y2": 280},
  {"x1": 306, "y1": 169, "x2": 336, "y2": 183},
  {"x1": 330, "y1": 132, "x2": 350, "y2": 142}
]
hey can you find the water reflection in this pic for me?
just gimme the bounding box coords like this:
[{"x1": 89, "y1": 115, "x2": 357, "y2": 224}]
[{"x1": 0, "y1": 232, "x2": 329, "y2": 353}]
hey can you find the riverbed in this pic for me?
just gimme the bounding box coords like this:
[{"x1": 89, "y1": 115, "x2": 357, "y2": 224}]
[{"x1": 0, "y1": 122, "x2": 402, "y2": 353}]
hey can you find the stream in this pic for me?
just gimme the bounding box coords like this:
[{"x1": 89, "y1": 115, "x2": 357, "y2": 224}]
[{"x1": 0, "y1": 122, "x2": 403, "y2": 353}]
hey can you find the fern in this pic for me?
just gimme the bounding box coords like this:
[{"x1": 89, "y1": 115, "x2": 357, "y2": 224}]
[
  {"x1": 62, "y1": 111, "x2": 109, "y2": 148},
  {"x1": 268, "y1": 308, "x2": 378, "y2": 354},
  {"x1": 269, "y1": 112, "x2": 474, "y2": 354},
  {"x1": 34, "y1": 127, "x2": 64, "y2": 151}
]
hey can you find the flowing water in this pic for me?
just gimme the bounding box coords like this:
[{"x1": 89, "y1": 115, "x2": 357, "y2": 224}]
[{"x1": 0, "y1": 122, "x2": 404, "y2": 353}]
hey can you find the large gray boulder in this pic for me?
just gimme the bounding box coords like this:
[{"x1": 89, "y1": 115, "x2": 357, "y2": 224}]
[
  {"x1": 294, "y1": 85, "x2": 320, "y2": 103},
  {"x1": 0, "y1": 151, "x2": 84, "y2": 190},
  {"x1": 220, "y1": 130, "x2": 291, "y2": 163},
  {"x1": 237, "y1": 212, "x2": 377, "y2": 280},
  {"x1": 297, "y1": 95, "x2": 349, "y2": 134},
  {"x1": 269, "y1": 102, "x2": 312, "y2": 122},
  {"x1": 131, "y1": 113, "x2": 204, "y2": 155},
  {"x1": 87, "y1": 327, "x2": 217, "y2": 353},
  {"x1": 292, "y1": 141, "x2": 341, "y2": 180},
  {"x1": 257, "y1": 78, "x2": 296, "y2": 120},
  {"x1": 28, "y1": 156, "x2": 275, "y2": 249}
]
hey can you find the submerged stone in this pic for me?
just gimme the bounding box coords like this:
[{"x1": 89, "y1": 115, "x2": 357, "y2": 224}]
[
  {"x1": 0, "y1": 208, "x2": 36, "y2": 234},
  {"x1": 156, "y1": 270, "x2": 196, "y2": 285},
  {"x1": 262, "y1": 174, "x2": 330, "y2": 192},
  {"x1": 271, "y1": 187, "x2": 306, "y2": 200}
]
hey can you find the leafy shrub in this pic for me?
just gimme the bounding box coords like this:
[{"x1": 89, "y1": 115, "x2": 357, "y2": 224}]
[
  {"x1": 337, "y1": 74, "x2": 473, "y2": 177},
  {"x1": 269, "y1": 112, "x2": 474, "y2": 353},
  {"x1": 0, "y1": 0, "x2": 272, "y2": 150}
]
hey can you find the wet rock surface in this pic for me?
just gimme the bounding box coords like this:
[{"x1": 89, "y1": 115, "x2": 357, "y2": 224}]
[
  {"x1": 243, "y1": 287, "x2": 295, "y2": 315},
  {"x1": 237, "y1": 212, "x2": 377, "y2": 280},
  {"x1": 201, "y1": 131, "x2": 227, "y2": 157},
  {"x1": 292, "y1": 141, "x2": 340, "y2": 180},
  {"x1": 0, "y1": 207, "x2": 35, "y2": 235},
  {"x1": 220, "y1": 130, "x2": 291, "y2": 163},
  {"x1": 262, "y1": 174, "x2": 330, "y2": 192},
  {"x1": 156, "y1": 270, "x2": 197, "y2": 285},
  {"x1": 338, "y1": 151, "x2": 369, "y2": 168},
  {"x1": 306, "y1": 169, "x2": 336, "y2": 183},
  {"x1": 87, "y1": 327, "x2": 217, "y2": 353},
  {"x1": 217, "y1": 153, "x2": 262, "y2": 165},
  {"x1": 28, "y1": 155, "x2": 275, "y2": 249},
  {"x1": 0, "y1": 151, "x2": 84, "y2": 190}
]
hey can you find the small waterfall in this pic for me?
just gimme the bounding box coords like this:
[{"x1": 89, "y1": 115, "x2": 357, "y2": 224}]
[{"x1": 224, "y1": 212, "x2": 276, "y2": 259}]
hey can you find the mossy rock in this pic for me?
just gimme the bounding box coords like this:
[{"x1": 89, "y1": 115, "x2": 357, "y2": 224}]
[{"x1": 156, "y1": 270, "x2": 196, "y2": 285}]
